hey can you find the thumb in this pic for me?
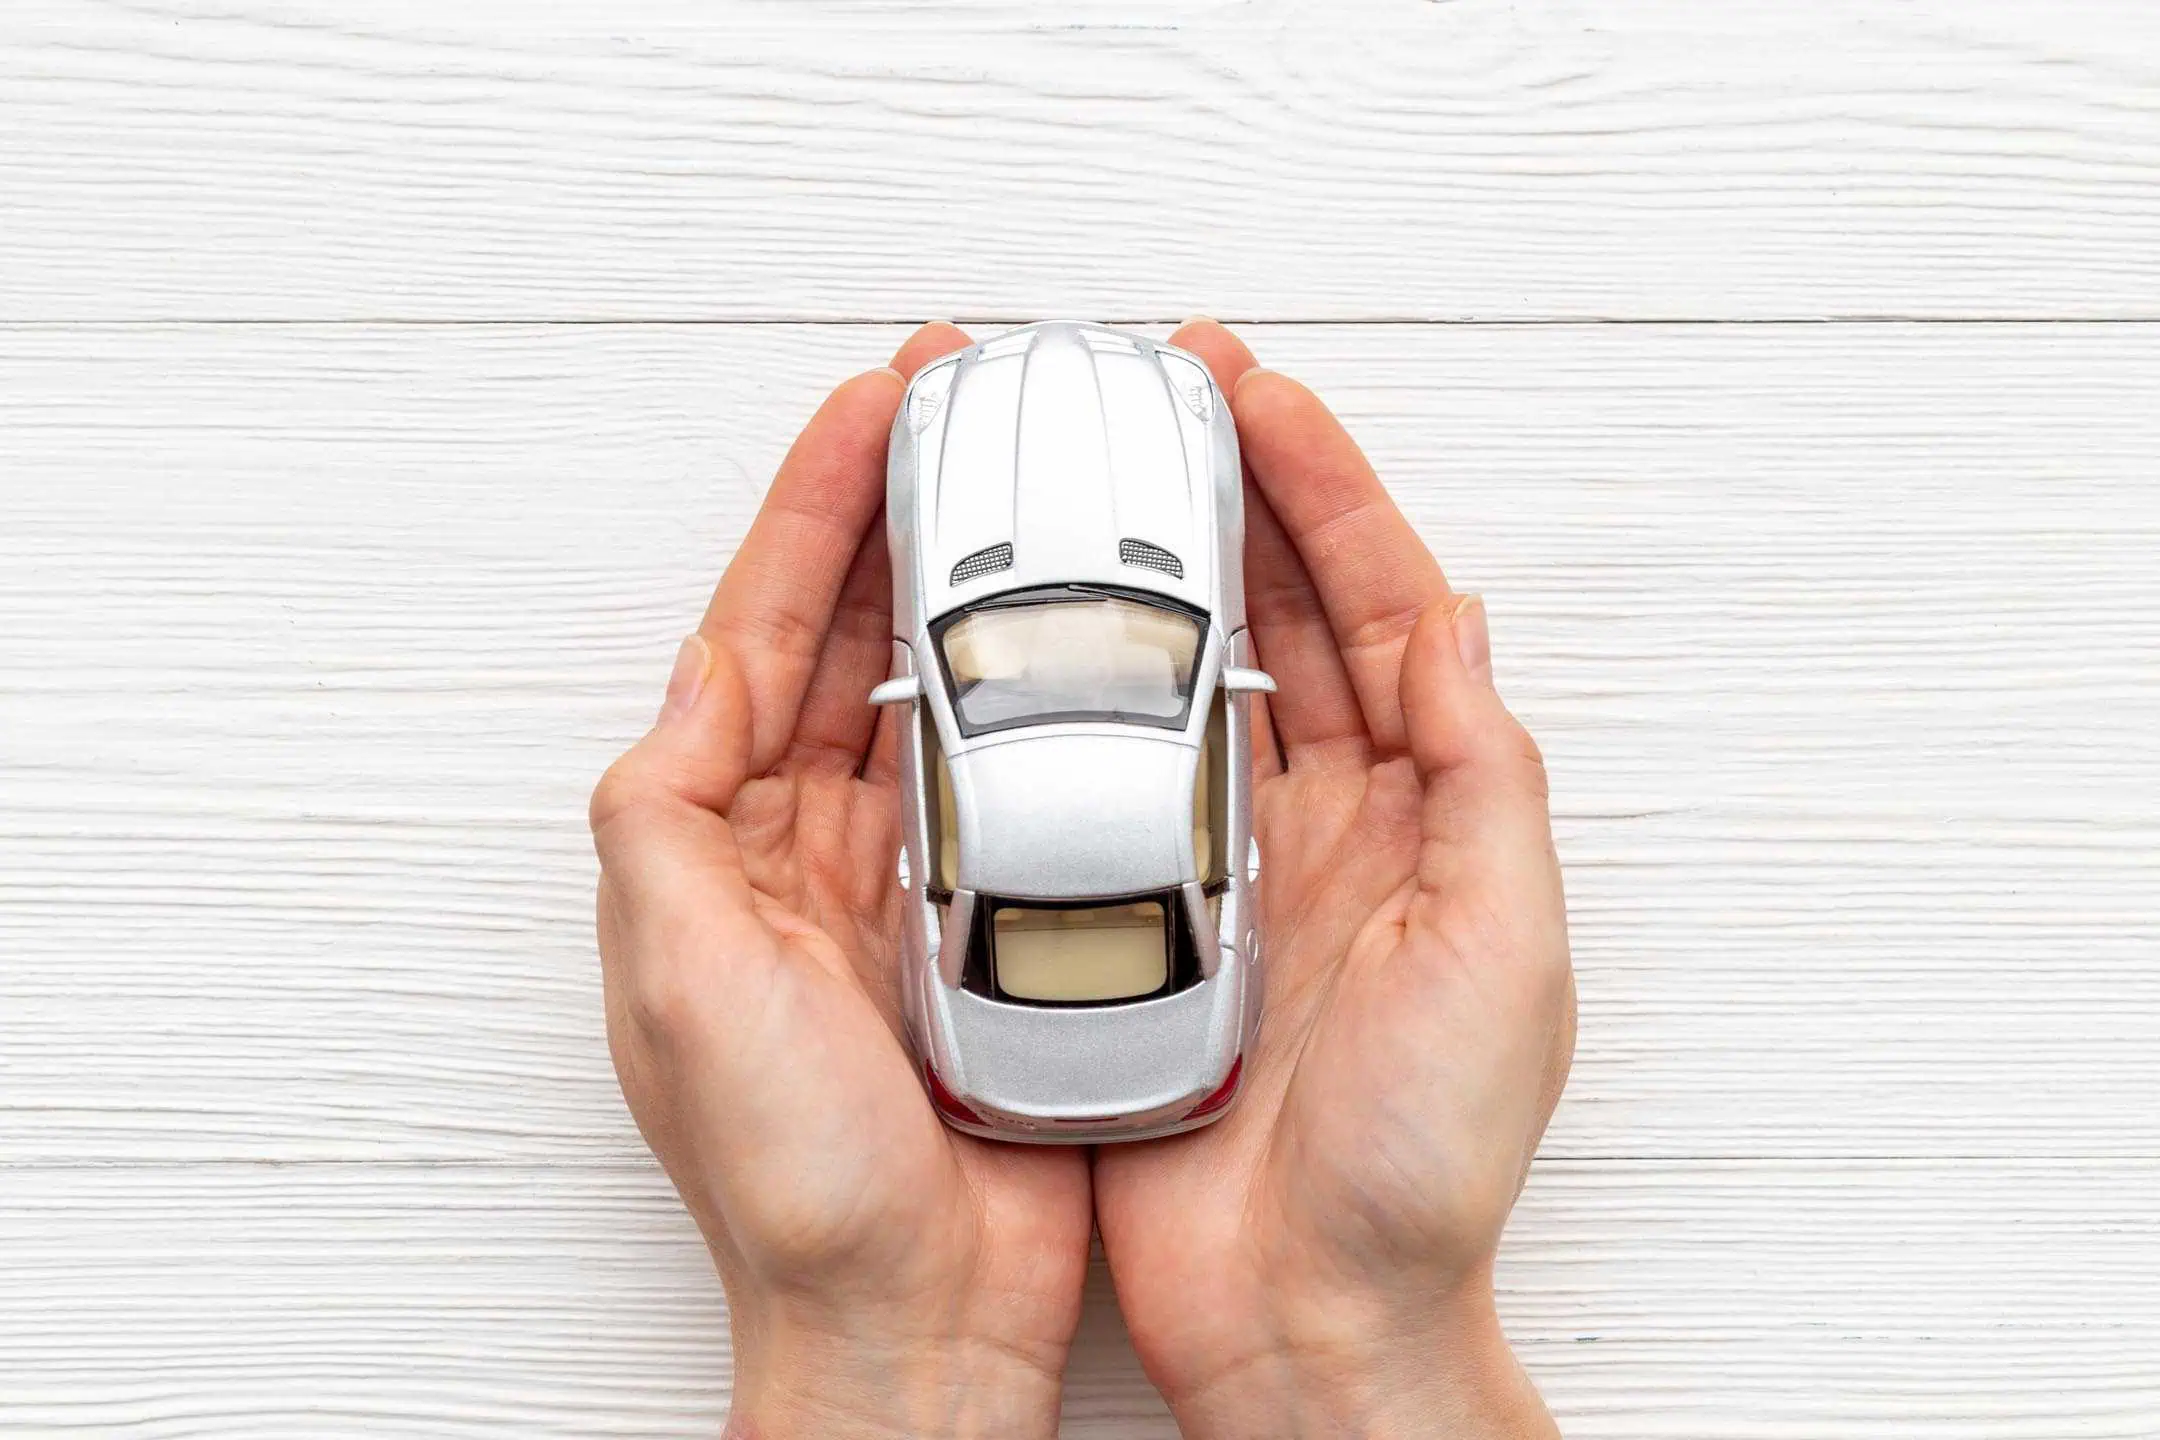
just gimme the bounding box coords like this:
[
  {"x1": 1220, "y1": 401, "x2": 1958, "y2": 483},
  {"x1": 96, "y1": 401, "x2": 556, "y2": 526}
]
[
  {"x1": 589, "y1": 633, "x2": 759, "y2": 915},
  {"x1": 1398, "y1": 596, "x2": 1557, "y2": 909},
  {"x1": 1399, "y1": 597, "x2": 1575, "y2": 1173}
]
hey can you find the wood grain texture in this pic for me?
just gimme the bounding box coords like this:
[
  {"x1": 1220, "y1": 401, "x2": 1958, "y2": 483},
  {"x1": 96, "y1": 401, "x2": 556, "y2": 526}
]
[
  {"x1": 6, "y1": 0, "x2": 2160, "y2": 321},
  {"x1": 2, "y1": 1161, "x2": 2155, "y2": 1437}
]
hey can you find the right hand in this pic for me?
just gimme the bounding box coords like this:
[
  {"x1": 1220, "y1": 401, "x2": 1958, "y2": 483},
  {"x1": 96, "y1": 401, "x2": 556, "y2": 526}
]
[{"x1": 1093, "y1": 320, "x2": 1577, "y2": 1439}]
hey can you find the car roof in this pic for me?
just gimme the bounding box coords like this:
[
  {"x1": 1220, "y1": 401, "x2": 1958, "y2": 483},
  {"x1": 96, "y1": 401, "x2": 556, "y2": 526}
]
[{"x1": 900, "y1": 321, "x2": 1222, "y2": 621}]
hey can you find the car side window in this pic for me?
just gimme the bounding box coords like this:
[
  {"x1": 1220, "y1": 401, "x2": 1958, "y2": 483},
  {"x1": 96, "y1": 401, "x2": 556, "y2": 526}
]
[
  {"x1": 921, "y1": 707, "x2": 960, "y2": 894},
  {"x1": 1194, "y1": 689, "x2": 1229, "y2": 887}
]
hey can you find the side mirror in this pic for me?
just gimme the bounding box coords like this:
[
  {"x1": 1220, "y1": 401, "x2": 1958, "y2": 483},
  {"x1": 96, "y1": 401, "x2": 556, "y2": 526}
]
[
  {"x1": 868, "y1": 674, "x2": 923, "y2": 706},
  {"x1": 1220, "y1": 666, "x2": 1277, "y2": 695}
]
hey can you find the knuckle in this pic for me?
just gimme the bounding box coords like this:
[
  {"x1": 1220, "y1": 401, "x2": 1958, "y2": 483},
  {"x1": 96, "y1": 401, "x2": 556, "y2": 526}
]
[
  {"x1": 1496, "y1": 716, "x2": 1550, "y2": 802},
  {"x1": 588, "y1": 754, "x2": 643, "y2": 837},
  {"x1": 1340, "y1": 592, "x2": 1429, "y2": 660},
  {"x1": 1512, "y1": 716, "x2": 1548, "y2": 774},
  {"x1": 589, "y1": 750, "x2": 675, "y2": 845}
]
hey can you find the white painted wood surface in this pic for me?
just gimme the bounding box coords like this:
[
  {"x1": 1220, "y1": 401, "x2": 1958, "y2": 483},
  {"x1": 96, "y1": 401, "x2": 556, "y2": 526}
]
[
  {"x1": 2, "y1": 4, "x2": 2157, "y2": 1437},
  {"x1": 6, "y1": 0, "x2": 2160, "y2": 321}
]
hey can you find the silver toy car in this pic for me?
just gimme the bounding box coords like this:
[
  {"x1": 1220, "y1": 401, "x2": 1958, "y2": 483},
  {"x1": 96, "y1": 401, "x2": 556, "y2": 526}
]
[{"x1": 871, "y1": 321, "x2": 1274, "y2": 1143}]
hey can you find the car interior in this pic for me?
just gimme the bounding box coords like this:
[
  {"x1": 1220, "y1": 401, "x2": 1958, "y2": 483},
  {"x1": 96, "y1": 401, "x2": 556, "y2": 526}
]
[{"x1": 990, "y1": 899, "x2": 1171, "y2": 1001}]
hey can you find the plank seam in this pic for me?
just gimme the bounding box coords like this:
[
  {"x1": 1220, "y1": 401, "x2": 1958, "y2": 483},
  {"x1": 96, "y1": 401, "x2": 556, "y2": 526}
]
[{"x1": 9, "y1": 316, "x2": 2160, "y2": 330}]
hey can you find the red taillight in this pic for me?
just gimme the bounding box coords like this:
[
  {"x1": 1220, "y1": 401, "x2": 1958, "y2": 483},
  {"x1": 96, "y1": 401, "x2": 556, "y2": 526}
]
[
  {"x1": 923, "y1": 1062, "x2": 985, "y2": 1125},
  {"x1": 1187, "y1": 1056, "x2": 1243, "y2": 1120}
]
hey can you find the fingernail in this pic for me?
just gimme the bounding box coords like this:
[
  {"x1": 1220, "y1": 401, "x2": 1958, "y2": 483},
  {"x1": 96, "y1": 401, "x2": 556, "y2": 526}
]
[
  {"x1": 1452, "y1": 595, "x2": 1493, "y2": 686},
  {"x1": 1178, "y1": 314, "x2": 1217, "y2": 329},
  {"x1": 1231, "y1": 366, "x2": 1278, "y2": 399},
  {"x1": 660, "y1": 634, "x2": 712, "y2": 722},
  {"x1": 871, "y1": 365, "x2": 903, "y2": 384}
]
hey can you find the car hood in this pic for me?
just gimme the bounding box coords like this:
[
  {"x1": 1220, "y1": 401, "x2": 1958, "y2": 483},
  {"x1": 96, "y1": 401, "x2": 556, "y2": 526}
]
[
  {"x1": 949, "y1": 730, "x2": 1198, "y2": 899},
  {"x1": 902, "y1": 322, "x2": 1220, "y2": 621}
]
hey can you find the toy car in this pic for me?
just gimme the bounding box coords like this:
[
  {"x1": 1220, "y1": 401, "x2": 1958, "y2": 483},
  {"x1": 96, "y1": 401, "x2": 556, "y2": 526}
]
[{"x1": 871, "y1": 321, "x2": 1273, "y2": 1142}]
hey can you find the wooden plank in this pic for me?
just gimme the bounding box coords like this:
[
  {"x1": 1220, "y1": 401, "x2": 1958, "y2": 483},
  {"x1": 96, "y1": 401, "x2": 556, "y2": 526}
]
[
  {"x1": 3, "y1": 321, "x2": 2155, "y2": 1167},
  {"x1": 4, "y1": 0, "x2": 2160, "y2": 320},
  {"x1": 2, "y1": 1160, "x2": 2153, "y2": 1436}
]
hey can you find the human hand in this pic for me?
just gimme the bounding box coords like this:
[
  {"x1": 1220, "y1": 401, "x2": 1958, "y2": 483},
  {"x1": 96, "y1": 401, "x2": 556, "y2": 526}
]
[
  {"x1": 1093, "y1": 321, "x2": 1576, "y2": 1439},
  {"x1": 588, "y1": 325, "x2": 1091, "y2": 1440}
]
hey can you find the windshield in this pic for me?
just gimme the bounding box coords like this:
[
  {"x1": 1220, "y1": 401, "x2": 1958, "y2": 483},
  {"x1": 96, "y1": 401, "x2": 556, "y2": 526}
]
[{"x1": 935, "y1": 589, "x2": 1205, "y2": 736}]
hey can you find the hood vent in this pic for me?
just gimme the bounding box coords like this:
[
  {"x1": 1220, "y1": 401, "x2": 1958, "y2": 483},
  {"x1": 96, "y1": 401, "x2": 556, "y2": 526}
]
[
  {"x1": 951, "y1": 542, "x2": 1014, "y2": 586},
  {"x1": 1118, "y1": 537, "x2": 1183, "y2": 580}
]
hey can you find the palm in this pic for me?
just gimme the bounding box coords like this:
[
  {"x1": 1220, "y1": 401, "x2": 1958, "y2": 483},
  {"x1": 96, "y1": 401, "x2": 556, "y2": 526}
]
[
  {"x1": 696, "y1": 752, "x2": 1091, "y2": 1323},
  {"x1": 1097, "y1": 755, "x2": 1565, "y2": 1345}
]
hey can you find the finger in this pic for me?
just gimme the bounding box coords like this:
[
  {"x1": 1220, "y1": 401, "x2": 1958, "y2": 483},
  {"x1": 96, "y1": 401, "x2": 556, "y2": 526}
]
[
  {"x1": 592, "y1": 633, "x2": 756, "y2": 824},
  {"x1": 1232, "y1": 369, "x2": 1450, "y2": 756},
  {"x1": 780, "y1": 516, "x2": 895, "y2": 776},
  {"x1": 890, "y1": 321, "x2": 973, "y2": 379},
  {"x1": 1170, "y1": 319, "x2": 1282, "y2": 780},
  {"x1": 1244, "y1": 480, "x2": 1369, "y2": 765},
  {"x1": 587, "y1": 638, "x2": 811, "y2": 1108},
  {"x1": 701, "y1": 368, "x2": 904, "y2": 774},
  {"x1": 1398, "y1": 596, "x2": 1555, "y2": 902},
  {"x1": 761, "y1": 324, "x2": 970, "y2": 780},
  {"x1": 591, "y1": 643, "x2": 768, "y2": 993},
  {"x1": 1165, "y1": 316, "x2": 1259, "y2": 394}
]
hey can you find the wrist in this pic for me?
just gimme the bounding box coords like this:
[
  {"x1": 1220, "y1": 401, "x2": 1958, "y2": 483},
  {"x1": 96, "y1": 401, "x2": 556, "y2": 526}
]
[
  {"x1": 725, "y1": 1306, "x2": 1067, "y2": 1440},
  {"x1": 1162, "y1": 1282, "x2": 1555, "y2": 1440}
]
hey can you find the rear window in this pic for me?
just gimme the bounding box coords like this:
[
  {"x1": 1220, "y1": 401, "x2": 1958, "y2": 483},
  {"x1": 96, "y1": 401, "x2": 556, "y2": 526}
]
[
  {"x1": 961, "y1": 890, "x2": 1208, "y2": 1007},
  {"x1": 992, "y1": 899, "x2": 1169, "y2": 1002}
]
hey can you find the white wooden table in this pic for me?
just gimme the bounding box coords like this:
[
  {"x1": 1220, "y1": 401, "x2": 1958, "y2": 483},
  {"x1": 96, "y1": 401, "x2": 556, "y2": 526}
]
[{"x1": 4, "y1": 3, "x2": 2157, "y2": 1434}]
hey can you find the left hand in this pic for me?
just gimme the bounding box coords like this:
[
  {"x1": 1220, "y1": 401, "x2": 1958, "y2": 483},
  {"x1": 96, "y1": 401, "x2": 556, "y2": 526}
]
[{"x1": 588, "y1": 324, "x2": 1093, "y2": 1440}]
